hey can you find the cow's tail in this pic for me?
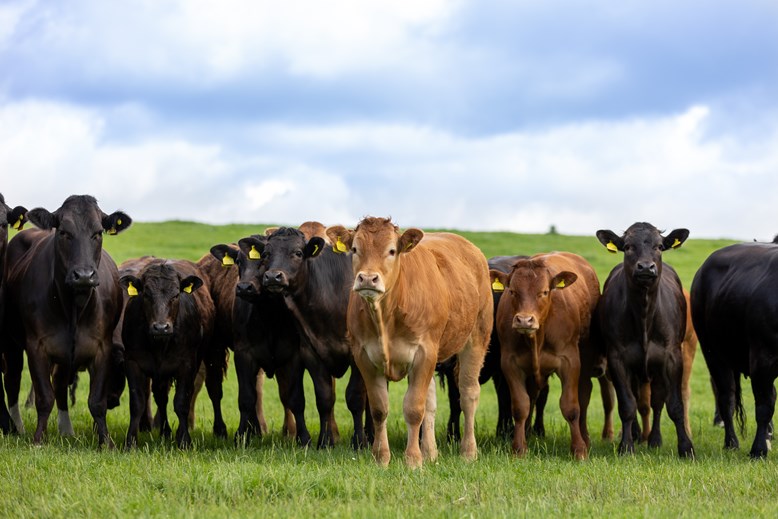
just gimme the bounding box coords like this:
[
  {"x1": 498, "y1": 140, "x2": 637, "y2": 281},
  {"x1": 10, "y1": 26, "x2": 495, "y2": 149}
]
[{"x1": 734, "y1": 376, "x2": 746, "y2": 436}]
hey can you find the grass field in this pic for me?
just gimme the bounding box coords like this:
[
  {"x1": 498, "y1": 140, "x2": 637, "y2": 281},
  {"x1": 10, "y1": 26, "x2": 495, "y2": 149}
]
[{"x1": 2, "y1": 221, "x2": 778, "y2": 518}]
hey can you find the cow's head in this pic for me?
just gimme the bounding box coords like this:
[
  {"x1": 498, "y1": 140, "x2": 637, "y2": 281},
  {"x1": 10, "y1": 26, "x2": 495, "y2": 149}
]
[
  {"x1": 326, "y1": 217, "x2": 422, "y2": 303},
  {"x1": 256, "y1": 227, "x2": 325, "y2": 294},
  {"x1": 0, "y1": 193, "x2": 27, "y2": 252},
  {"x1": 490, "y1": 258, "x2": 577, "y2": 335},
  {"x1": 120, "y1": 261, "x2": 202, "y2": 341},
  {"x1": 209, "y1": 235, "x2": 267, "y2": 302},
  {"x1": 597, "y1": 223, "x2": 688, "y2": 289},
  {"x1": 26, "y1": 195, "x2": 131, "y2": 292}
]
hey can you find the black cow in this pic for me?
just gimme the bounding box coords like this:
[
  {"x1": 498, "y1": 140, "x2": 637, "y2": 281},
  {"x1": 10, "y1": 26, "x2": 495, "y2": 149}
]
[
  {"x1": 0, "y1": 193, "x2": 27, "y2": 434},
  {"x1": 257, "y1": 227, "x2": 370, "y2": 449},
  {"x1": 211, "y1": 236, "x2": 313, "y2": 446},
  {"x1": 3, "y1": 195, "x2": 130, "y2": 445},
  {"x1": 594, "y1": 222, "x2": 694, "y2": 458},
  {"x1": 120, "y1": 259, "x2": 214, "y2": 448},
  {"x1": 691, "y1": 240, "x2": 778, "y2": 458}
]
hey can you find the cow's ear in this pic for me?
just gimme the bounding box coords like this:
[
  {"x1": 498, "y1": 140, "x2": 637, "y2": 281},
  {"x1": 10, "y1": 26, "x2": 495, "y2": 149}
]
[
  {"x1": 398, "y1": 228, "x2": 423, "y2": 254},
  {"x1": 596, "y1": 230, "x2": 623, "y2": 253},
  {"x1": 304, "y1": 237, "x2": 326, "y2": 258},
  {"x1": 103, "y1": 211, "x2": 132, "y2": 235},
  {"x1": 238, "y1": 237, "x2": 266, "y2": 261},
  {"x1": 26, "y1": 207, "x2": 58, "y2": 230},
  {"x1": 9, "y1": 206, "x2": 27, "y2": 230},
  {"x1": 489, "y1": 269, "x2": 510, "y2": 293},
  {"x1": 325, "y1": 225, "x2": 353, "y2": 254},
  {"x1": 119, "y1": 275, "x2": 143, "y2": 297},
  {"x1": 210, "y1": 244, "x2": 239, "y2": 267},
  {"x1": 663, "y1": 228, "x2": 690, "y2": 251},
  {"x1": 180, "y1": 275, "x2": 203, "y2": 294},
  {"x1": 264, "y1": 226, "x2": 279, "y2": 236},
  {"x1": 550, "y1": 271, "x2": 577, "y2": 290}
]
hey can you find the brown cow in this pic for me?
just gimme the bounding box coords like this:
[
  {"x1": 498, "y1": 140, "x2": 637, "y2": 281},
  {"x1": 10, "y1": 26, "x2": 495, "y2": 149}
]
[
  {"x1": 326, "y1": 217, "x2": 492, "y2": 467},
  {"x1": 490, "y1": 252, "x2": 600, "y2": 459}
]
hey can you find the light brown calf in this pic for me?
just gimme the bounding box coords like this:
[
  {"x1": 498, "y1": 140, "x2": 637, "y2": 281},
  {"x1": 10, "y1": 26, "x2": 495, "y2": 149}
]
[
  {"x1": 490, "y1": 252, "x2": 600, "y2": 460},
  {"x1": 326, "y1": 217, "x2": 492, "y2": 468}
]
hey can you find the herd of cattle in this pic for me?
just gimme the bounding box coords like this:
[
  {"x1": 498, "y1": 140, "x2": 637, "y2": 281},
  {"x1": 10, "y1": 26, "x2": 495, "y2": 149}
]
[{"x1": 1, "y1": 193, "x2": 777, "y2": 466}]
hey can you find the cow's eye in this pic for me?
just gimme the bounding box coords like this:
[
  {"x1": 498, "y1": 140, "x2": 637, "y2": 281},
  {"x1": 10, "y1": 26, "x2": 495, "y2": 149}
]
[
  {"x1": 540, "y1": 290, "x2": 549, "y2": 298},
  {"x1": 351, "y1": 247, "x2": 357, "y2": 254},
  {"x1": 59, "y1": 230, "x2": 72, "y2": 239},
  {"x1": 388, "y1": 249, "x2": 396, "y2": 257},
  {"x1": 294, "y1": 250, "x2": 303, "y2": 258}
]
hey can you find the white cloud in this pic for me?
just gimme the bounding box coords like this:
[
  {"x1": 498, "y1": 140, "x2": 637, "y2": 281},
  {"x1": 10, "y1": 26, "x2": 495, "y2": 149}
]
[{"x1": 2, "y1": 99, "x2": 776, "y2": 240}]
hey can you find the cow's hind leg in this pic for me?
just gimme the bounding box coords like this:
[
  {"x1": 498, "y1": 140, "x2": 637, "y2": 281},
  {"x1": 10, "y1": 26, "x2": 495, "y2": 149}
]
[
  {"x1": 346, "y1": 364, "x2": 369, "y2": 450},
  {"x1": 457, "y1": 339, "x2": 485, "y2": 462},
  {"x1": 749, "y1": 372, "x2": 776, "y2": 459},
  {"x1": 5, "y1": 343, "x2": 25, "y2": 433},
  {"x1": 663, "y1": 364, "x2": 694, "y2": 458},
  {"x1": 203, "y1": 356, "x2": 228, "y2": 439},
  {"x1": 53, "y1": 364, "x2": 75, "y2": 437}
]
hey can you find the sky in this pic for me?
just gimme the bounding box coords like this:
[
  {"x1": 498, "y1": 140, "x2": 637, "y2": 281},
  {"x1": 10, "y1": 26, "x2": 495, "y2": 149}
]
[{"x1": 1, "y1": 0, "x2": 777, "y2": 240}]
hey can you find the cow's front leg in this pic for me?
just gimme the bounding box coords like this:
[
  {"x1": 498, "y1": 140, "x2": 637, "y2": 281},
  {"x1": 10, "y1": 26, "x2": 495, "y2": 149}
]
[
  {"x1": 558, "y1": 354, "x2": 586, "y2": 460},
  {"x1": 355, "y1": 348, "x2": 390, "y2": 466},
  {"x1": 502, "y1": 351, "x2": 531, "y2": 456},
  {"x1": 27, "y1": 347, "x2": 54, "y2": 444},
  {"x1": 404, "y1": 352, "x2": 436, "y2": 468},
  {"x1": 87, "y1": 349, "x2": 115, "y2": 448}
]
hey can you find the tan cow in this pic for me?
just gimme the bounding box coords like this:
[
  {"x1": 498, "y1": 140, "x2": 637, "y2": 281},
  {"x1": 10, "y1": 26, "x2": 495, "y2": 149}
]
[
  {"x1": 490, "y1": 252, "x2": 600, "y2": 460},
  {"x1": 326, "y1": 217, "x2": 492, "y2": 468}
]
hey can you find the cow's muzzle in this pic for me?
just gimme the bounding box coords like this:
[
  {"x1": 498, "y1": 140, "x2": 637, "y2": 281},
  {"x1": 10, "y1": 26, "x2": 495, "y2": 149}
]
[
  {"x1": 354, "y1": 271, "x2": 385, "y2": 300},
  {"x1": 512, "y1": 314, "x2": 539, "y2": 334},
  {"x1": 150, "y1": 321, "x2": 174, "y2": 339},
  {"x1": 236, "y1": 281, "x2": 261, "y2": 300},
  {"x1": 263, "y1": 270, "x2": 288, "y2": 293},
  {"x1": 66, "y1": 268, "x2": 99, "y2": 291}
]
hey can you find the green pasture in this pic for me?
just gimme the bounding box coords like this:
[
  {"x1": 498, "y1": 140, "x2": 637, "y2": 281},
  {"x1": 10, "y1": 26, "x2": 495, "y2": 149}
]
[{"x1": 3, "y1": 221, "x2": 778, "y2": 518}]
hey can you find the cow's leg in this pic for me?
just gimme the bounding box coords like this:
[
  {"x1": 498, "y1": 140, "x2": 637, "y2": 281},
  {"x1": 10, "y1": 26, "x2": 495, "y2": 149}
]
[
  {"x1": 663, "y1": 354, "x2": 695, "y2": 458},
  {"x1": 139, "y1": 377, "x2": 153, "y2": 432},
  {"x1": 87, "y1": 349, "x2": 115, "y2": 448},
  {"x1": 306, "y1": 359, "x2": 336, "y2": 449},
  {"x1": 442, "y1": 362, "x2": 462, "y2": 443},
  {"x1": 502, "y1": 353, "x2": 531, "y2": 456},
  {"x1": 608, "y1": 355, "x2": 637, "y2": 455},
  {"x1": 151, "y1": 377, "x2": 172, "y2": 440},
  {"x1": 402, "y1": 353, "x2": 436, "y2": 468},
  {"x1": 599, "y1": 377, "x2": 615, "y2": 441},
  {"x1": 458, "y1": 336, "x2": 486, "y2": 462},
  {"x1": 355, "y1": 349, "x2": 390, "y2": 466},
  {"x1": 233, "y1": 348, "x2": 262, "y2": 445},
  {"x1": 52, "y1": 364, "x2": 75, "y2": 437},
  {"x1": 531, "y1": 385, "x2": 549, "y2": 438},
  {"x1": 578, "y1": 371, "x2": 593, "y2": 449},
  {"x1": 256, "y1": 368, "x2": 269, "y2": 436},
  {"x1": 278, "y1": 358, "x2": 311, "y2": 447},
  {"x1": 203, "y1": 355, "x2": 228, "y2": 439},
  {"x1": 188, "y1": 362, "x2": 205, "y2": 430},
  {"x1": 637, "y1": 381, "x2": 652, "y2": 443},
  {"x1": 124, "y1": 361, "x2": 146, "y2": 448},
  {"x1": 0, "y1": 371, "x2": 9, "y2": 434},
  {"x1": 559, "y1": 355, "x2": 587, "y2": 460},
  {"x1": 27, "y1": 350, "x2": 54, "y2": 444},
  {"x1": 709, "y1": 364, "x2": 739, "y2": 449},
  {"x1": 173, "y1": 371, "x2": 195, "y2": 448},
  {"x1": 4, "y1": 342, "x2": 25, "y2": 434},
  {"x1": 493, "y1": 370, "x2": 514, "y2": 440},
  {"x1": 749, "y1": 370, "x2": 776, "y2": 459},
  {"x1": 681, "y1": 339, "x2": 696, "y2": 439},
  {"x1": 346, "y1": 363, "x2": 369, "y2": 450},
  {"x1": 647, "y1": 379, "x2": 665, "y2": 449},
  {"x1": 420, "y1": 376, "x2": 439, "y2": 463},
  {"x1": 274, "y1": 372, "x2": 297, "y2": 439}
]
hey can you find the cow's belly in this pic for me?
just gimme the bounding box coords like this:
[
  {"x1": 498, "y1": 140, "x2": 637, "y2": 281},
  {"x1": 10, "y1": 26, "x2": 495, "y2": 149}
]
[
  {"x1": 33, "y1": 329, "x2": 106, "y2": 367},
  {"x1": 364, "y1": 337, "x2": 420, "y2": 381}
]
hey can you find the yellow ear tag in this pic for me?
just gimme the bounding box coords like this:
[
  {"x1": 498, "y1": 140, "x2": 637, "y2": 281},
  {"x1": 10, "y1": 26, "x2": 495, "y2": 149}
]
[
  {"x1": 117, "y1": 218, "x2": 122, "y2": 226},
  {"x1": 334, "y1": 237, "x2": 348, "y2": 254},
  {"x1": 222, "y1": 255, "x2": 235, "y2": 266},
  {"x1": 183, "y1": 283, "x2": 193, "y2": 294},
  {"x1": 672, "y1": 238, "x2": 682, "y2": 249},
  {"x1": 127, "y1": 282, "x2": 138, "y2": 297},
  {"x1": 12, "y1": 215, "x2": 23, "y2": 230},
  {"x1": 249, "y1": 245, "x2": 261, "y2": 260},
  {"x1": 108, "y1": 228, "x2": 117, "y2": 236},
  {"x1": 556, "y1": 280, "x2": 566, "y2": 288},
  {"x1": 313, "y1": 243, "x2": 320, "y2": 256},
  {"x1": 606, "y1": 241, "x2": 618, "y2": 253},
  {"x1": 491, "y1": 279, "x2": 505, "y2": 292}
]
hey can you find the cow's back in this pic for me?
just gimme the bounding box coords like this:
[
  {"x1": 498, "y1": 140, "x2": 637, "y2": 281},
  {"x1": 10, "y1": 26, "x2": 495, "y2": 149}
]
[
  {"x1": 692, "y1": 243, "x2": 778, "y2": 374},
  {"x1": 398, "y1": 232, "x2": 492, "y2": 361}
]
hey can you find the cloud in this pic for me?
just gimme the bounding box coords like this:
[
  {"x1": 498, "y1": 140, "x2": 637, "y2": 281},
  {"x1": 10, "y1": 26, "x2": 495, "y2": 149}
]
[{"x1": 2, "y1": 99, "x2": 777, "y2": 240}]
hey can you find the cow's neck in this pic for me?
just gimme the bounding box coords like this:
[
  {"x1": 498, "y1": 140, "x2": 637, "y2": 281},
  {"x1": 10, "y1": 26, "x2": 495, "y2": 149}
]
[{"x1": 626, "y1": 282, "x2": 659, "y2": 347}]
